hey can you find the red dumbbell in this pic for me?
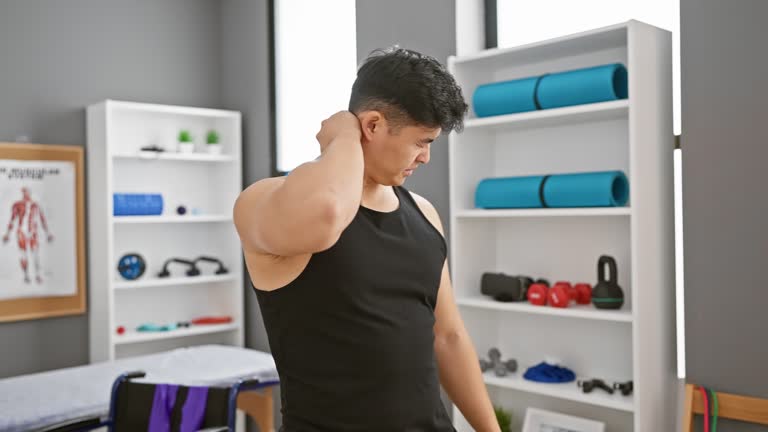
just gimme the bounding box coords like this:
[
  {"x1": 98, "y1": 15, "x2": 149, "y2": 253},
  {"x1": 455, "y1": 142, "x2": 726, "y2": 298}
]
[
  {"x1": 527, "y1": 283, "x2": 549, "y2": 306},
  {"x1": 574, "y1": 283, "x2": 592, "y2": 304},
  {"x1": 550, "y1": 281, "x2": 593, "y2": 307},
  {"x1": 554, "y1": 281, "x2": 575, "y2": 298},
  {"x1": 549, "y1": 282, "x2": 571, "y2": 308},
  {"x1": 528, "y1": 281, "x2": 594, "y2": 308}
]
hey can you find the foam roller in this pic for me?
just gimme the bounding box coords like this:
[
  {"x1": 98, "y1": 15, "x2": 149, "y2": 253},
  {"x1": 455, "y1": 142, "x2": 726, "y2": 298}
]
[
  {"x1": 472, "y1": 76, "x2": 542, "y2": 118},
  {"x1": 113, "y1": 193, "x2": 164, "y2": 216},
  {"x1": 543, "y1": 171, "x2": 629, "y2": 207},
  {"x1": 475, "y1": 175, "x2": 546, "y2": 209},
  {"x1": 537, "y1": 63, "x2": 628, "y2": 110}
]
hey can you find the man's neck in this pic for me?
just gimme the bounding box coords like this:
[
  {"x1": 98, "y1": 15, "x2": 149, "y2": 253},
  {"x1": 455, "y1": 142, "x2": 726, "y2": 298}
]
[{"x1": 361, "y1": 174, "x2": 397, "y2": 209}]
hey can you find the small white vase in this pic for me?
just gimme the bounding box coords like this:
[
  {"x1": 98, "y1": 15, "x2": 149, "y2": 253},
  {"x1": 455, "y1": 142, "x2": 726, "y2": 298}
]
[
  {"x1": 178, "y1": 142, "x2": 195, "y2": 153},
  {"x1": 206, "y1": 144, "x2": 222, "y2": 155}
]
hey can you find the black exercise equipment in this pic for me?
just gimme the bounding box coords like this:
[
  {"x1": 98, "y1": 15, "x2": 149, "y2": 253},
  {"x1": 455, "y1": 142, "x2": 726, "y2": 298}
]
[
  {"x1": 117, "y1": 253, "x2": 146, "y2": 280},
  {"x1": 614, "y1": 380, "x2": 633, "y2": 396},
  {"x1": 139, "y1": 145, "x2": 164, "y2": 153},
  {"x1": 578, "y1": 378, "x2": 614, "y2": 394},
  {"x1": 591, "y1": 255, "x2": 624, "y2": 309},
  {"x1": 480, "y1": 273, "x2": 532, "y2": 302},
  {"x1": 193, "y1": 256, "x2": 229, "y2": 275},
  {"x1": 157, "y1": 257, "x2": 200, "y2": 278}
]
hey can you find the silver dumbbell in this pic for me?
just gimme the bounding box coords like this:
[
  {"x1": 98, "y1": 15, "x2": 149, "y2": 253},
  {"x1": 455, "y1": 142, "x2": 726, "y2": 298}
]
[{"x1": 479, "y1": 347, "x2": 518, "y2": 377}]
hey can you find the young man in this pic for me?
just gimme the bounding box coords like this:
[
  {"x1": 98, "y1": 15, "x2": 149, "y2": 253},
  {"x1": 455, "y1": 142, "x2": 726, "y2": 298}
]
[{"x1": 234, "y1": 47, "x2": 499, "y2": 432}]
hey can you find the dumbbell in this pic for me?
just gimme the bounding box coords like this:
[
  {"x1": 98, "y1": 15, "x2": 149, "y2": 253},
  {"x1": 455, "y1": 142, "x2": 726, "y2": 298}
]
[
  {"x1": 479, "y1": 348, "x2": 518, "y2": 377},
  {"x1": 526, "y1": 279, "x2": 551, "y2": 306},
  {"x1": 551, "y1": 281, "x2": 593, "y2": 307},
  {"x1": 527, "y1": 281, "x2": 592, "y2": 308},
  {"x1": 577, "y1": 378, "x2": 614, "y2": 394},
  {"x1": 614, "y1": 380, "x2": 633, "y2": 396}
]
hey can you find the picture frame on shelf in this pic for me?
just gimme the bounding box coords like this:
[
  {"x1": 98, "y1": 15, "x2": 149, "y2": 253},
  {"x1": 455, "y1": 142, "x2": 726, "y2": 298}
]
[
  {"x1": 522, "y1": 408, "x2": 605, "y2": 432},
  {"x1": 0, "y1": 143, "x2": 86, "y2": 322}
]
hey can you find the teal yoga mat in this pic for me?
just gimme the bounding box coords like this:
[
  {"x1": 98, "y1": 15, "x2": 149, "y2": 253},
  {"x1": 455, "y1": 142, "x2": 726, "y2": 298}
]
[
  {"x1": 474, "y1": 171, "x2": 629, "y2": 209},
  {"x1": 536, "y1": 63, "x2": 628, "y2": 110},
  {"x1": 542, "y1": 171, "x2": 629, "y2": 207},
  {"x1": 472, "y1": 76, "x2": 542, "y2": 118},
  {"x1": 475, "y1": 175, "x2": 546, "y2": 209}
]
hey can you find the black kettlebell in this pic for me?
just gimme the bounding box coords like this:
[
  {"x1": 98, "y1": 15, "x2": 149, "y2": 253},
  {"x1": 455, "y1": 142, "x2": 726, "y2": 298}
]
[{"x1": 591, "y1": 255, "x2": 624, "y2": 309}]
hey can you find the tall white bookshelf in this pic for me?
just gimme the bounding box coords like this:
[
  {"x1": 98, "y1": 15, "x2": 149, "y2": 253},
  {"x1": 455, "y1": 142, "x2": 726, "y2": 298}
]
[
  {"x1": 448, "y1": 21, "x2": 676, "y2": 431},
  {"x1": 86, "y1": 100, "x2": 245, "y2": 362}
]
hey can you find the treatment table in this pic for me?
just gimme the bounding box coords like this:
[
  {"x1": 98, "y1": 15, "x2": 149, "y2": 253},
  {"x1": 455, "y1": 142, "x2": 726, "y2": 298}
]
[{"x1": 0, "y1": 345, "x2": 278, "y2": 432}]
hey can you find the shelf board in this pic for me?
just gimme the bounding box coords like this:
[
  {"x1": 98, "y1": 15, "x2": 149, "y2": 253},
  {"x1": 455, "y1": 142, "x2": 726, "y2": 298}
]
[
  {"x1": 483, "y1": 372, "x2": 634, "y2": 412},
  {"x1": 115, "y1": 323, "x2": 240, "y2": 344},
  {"x1": 112, "y1": 214, "x2": 232, "y2": 224},
  {"x1": 461, "y1": 100, "x2": 628, "y2": 133},
  {"x1": 457, "y1": 297, "x2": 632, "y2": 323},
  {"x1": 455, "y1": 207, "x2": 631, "y2": 218},
  {"x1": 114, "y1": 274, "x2": 237, "y2": 290},
  {"x1": 106, "y1": 99, "x2": 240, "y2": 119},
  {"x1": 450, "y1": 21, "x2": 628, "y2": 67},
  {"x1": 112, "y1": 152, "x2": 234, "y2": 162}
]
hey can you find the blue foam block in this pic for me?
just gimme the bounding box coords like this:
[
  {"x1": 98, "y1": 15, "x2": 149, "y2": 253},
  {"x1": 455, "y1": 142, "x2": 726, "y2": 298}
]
[
  {"x1": 536, "y1": 63, "x2": 628, "y2": 110},
  {"x1": 543, "y1": 171, "x2": 629, "y2": 208},
  {"x1": 475, "y1": 176, "x2": 546, "y2": 209},
  {"x1": 113, "y1": 193, "x2": 164, "y2": 216},
  {"x1": 472, "y1": 76, "x2": 542, "y2": 118}
]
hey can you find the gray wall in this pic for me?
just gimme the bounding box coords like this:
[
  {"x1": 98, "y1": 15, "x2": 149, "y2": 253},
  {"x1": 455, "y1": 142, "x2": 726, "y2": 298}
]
[
  {"x1": 681, "y1": 0, "x2": 768, "y2": 430},
  {"x1": 220, "y1": 0, "x2": 279, "y2": 429},
  {"x1": 0, "y1": 0, "x2": 223, "y2": 379},
  {"x1": 356, "y1": 0, "x2": 457, "y2": 244},
  {"x1": 221, "y1": 0, "x2": 272, "y2": 357}
]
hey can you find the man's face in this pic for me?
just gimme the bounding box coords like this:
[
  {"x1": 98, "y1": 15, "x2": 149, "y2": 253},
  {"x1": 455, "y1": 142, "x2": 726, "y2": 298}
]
[
  {"x1": 21, "y1": 187, "x2": 30, "y2": 200},
  {"x1": 360, "y1": 114, "x2": 441, "y2": 186}
]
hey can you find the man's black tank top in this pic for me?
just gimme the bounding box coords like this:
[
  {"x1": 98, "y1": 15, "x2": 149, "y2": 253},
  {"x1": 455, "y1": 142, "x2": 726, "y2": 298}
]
[{"x1": 254, "y1": 186, "x2": 455, "y2": 432}]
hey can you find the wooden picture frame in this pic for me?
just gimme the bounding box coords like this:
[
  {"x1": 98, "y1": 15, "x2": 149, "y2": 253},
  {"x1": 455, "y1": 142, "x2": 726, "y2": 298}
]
[{"x1": 0, "y1": 143, "x2": 86, "y2": 322}]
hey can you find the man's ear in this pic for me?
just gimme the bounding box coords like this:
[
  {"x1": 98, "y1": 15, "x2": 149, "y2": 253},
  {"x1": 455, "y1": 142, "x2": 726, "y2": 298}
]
[{"x1": 358, "y1": 111, "x2": 384, "y2": 142}]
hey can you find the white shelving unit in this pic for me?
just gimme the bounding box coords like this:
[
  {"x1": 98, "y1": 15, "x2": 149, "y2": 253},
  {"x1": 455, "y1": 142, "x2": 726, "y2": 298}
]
[
  {"x1": 86, "y1": 100, "x2": 245, "y2": 362},
  {"x1": 448, "y1": 21, "x2": 676, "y2": 431}
]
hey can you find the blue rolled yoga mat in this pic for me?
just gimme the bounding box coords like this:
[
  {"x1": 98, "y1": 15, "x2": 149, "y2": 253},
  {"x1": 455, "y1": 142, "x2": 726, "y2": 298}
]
[
  {"x1": 475, "y1": 171, "x2": 629, "y2": 209},
  {"x1": 475, "y1": 175, "x2": 546, "y2": 209},
  {"x1": 472, "y1": 76, "x2": 542, "y2": 118},
  {"x1": 536, "y1": 63, "x2": 628, "y2": 110},
  {"x1": 542, "y1": 170, "x2": 629, "y2": 207}
]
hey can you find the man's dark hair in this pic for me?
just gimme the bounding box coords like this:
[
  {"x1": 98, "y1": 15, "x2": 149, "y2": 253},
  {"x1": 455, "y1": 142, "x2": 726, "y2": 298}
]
[{"x1": 349, "y1": 47, "x2": 468, "y2": 133}]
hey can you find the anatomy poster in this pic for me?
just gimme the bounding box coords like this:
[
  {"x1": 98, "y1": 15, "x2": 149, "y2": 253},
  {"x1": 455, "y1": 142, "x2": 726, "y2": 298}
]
[{"x1": 0, "y1": 159, "x2": 77, "y2": 300}]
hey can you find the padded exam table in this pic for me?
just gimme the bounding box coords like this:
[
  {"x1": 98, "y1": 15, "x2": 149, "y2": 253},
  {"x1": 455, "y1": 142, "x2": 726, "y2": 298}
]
[{"x1": 0, "y1": 345, "x2": 279, "y2": 432}]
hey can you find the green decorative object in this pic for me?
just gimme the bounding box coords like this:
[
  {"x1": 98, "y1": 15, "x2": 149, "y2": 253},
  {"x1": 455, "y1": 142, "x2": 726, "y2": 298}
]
[
  {"x1": 206, "y1": 129, "x2": 220, "y2": 145},
  {"x1": 178, "y1": 130, "x2": 193, "y2": 143},
  {"x1": 495, "y1": 405, "x2": 513, "y2": 432}
]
